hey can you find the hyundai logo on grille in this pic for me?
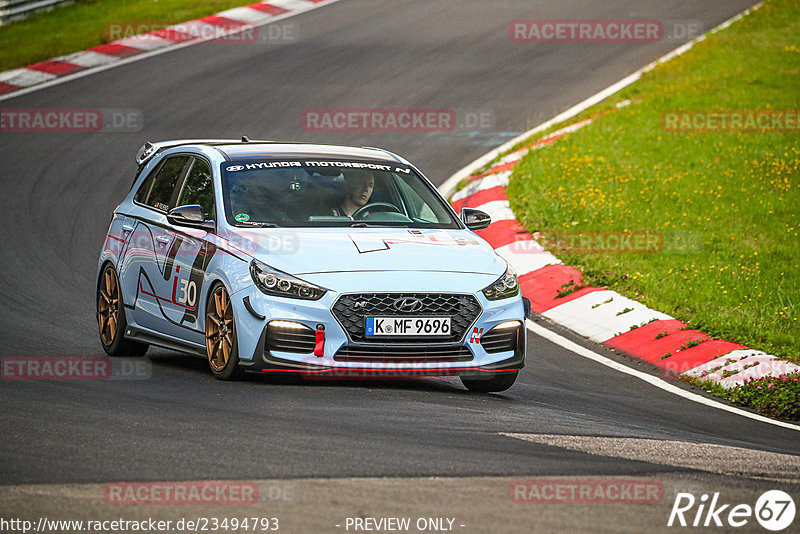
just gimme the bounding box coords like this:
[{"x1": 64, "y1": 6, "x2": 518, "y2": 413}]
[{"x1": 393, "y1": 297, "x2": 423, "y2": 312}]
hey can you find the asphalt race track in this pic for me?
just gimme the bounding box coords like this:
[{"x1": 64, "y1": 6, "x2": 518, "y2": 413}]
[{"x1": 1, "y1": 1, "x2": 797, "y2": 532}]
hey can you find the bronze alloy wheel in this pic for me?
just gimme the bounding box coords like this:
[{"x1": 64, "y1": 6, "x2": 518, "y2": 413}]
[
  {"x1": 97, "y1": 264, "x2": 148, "y2": 356},
  {"x1": 206, "y1": 285, "x2": 237, "y2": 374},
  {"x1": 97, "y1": 267, "x2": 121, "y2": 346}
]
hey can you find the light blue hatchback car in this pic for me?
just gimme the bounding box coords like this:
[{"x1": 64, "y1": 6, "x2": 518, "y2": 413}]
[{"x1": 96, "y1": 140, "x2": 529, "y2": 391}]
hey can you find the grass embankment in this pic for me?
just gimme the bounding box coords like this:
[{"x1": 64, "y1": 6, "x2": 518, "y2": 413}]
[
  {"x1": 504, "y1": 0, "x2": 799, "y2": 418},
  {"x1": 0, "y1": 0, "x2": 256, "y2": 71}
]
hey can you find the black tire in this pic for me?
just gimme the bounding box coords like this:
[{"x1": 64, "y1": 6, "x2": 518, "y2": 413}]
[
  {"x1": 205, "y1": 283, "x2": 244, "y2": 381},
  {"x1": 97, "y1": 264, "x2": 149, "y2": 357},
  {"x1": 460, "y1": 371, "x2": 518, "y2": 393}
]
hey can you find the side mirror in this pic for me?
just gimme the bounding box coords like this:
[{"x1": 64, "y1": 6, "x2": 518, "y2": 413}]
[
  {"x1": 461, "y1": 208, "x2": 491, "y2": 231},
  {"x1": 167, "y1": 205, "x2": 215, "y2": 231}
]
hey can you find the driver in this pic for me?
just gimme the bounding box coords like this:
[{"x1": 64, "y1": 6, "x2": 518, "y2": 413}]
[{"x1": 331, "y1": 170, "x2": 375, "y2": 218}]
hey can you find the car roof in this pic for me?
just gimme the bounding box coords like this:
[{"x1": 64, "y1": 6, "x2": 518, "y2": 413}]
[
  {"x1": 215, "y1": 143, "x2": 404, "y2": 163},
  {"x1": 136, "y1": 139, "x2": 405, "y2": 166}
]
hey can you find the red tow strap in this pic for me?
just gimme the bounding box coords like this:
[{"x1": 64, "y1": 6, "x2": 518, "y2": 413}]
[{"x1": 314, "y1": 324, "x2": 325, "y2": 356}]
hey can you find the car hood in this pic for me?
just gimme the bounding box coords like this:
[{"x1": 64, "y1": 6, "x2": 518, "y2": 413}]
[{"x1": 224, "y1": 227, "x2": 506, "y2": 276}]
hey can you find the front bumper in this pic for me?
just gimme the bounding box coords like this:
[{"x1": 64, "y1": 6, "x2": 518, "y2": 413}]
[{"x1": 233, "y1": 282, "x2": 527, "y2": 378}]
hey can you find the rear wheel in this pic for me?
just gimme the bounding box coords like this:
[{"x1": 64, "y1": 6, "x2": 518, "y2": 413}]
[
  {"x1": 460, "y1": 371, "x2": 518, "y2": 393},
  {"x1": 97, "y1": 264, "x2": 148, "y2": 356},
  {"x1": 205, "y1": 284, "x2": 243, "y2": 380}
]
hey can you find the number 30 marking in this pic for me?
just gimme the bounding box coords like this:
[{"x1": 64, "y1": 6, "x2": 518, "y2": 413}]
[{"x1": 178, "y1": 279, "x2": 197, "y2": 307}]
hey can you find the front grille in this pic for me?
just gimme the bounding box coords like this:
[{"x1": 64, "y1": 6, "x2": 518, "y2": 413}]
[
  {"x1": 480, "y1": 324, "x2": 520, "y2": 354},
  {"x1": 266, "y1": 322, "x2": 316, "y2": 354},
  {"x1": 331, "y1": 293, "x2": 482, "y2": 344},
  {"x1": 334, "y1": 344, "x2": 473, "y2": 363}
]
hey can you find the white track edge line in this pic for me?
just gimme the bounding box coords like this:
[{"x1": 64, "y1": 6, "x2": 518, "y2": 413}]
[
  {"x1": 526, "y1": 319, "x2": 800, "y2": 432},
  {"x1": 0, "y1": 0, "x2": 341, "y2": 103},
  {"x1": 438, "y1": 1, "x2": 764, "y2": 198}
]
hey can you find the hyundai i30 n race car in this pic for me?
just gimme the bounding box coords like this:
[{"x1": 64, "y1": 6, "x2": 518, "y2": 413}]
[{"x1": 97, "y1": 140, "x2": 529, "y2": 391}]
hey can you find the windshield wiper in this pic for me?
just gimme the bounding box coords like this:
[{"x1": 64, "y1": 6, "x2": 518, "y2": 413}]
[
  {"x1": 349, "y1": 222, "x2": 408, "y2": 228},
  {"x1": 239, "y1": 221, "x2": 279, "y2": 228}
]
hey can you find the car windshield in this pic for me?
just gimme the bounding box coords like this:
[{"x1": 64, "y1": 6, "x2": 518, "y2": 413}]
[{"x1": 221, "y1": 159, "x2": 460, "y2": 228}]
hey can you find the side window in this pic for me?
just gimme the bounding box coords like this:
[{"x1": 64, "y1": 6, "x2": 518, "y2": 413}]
[
  {"x1": 177, "y1": 158, "x2": 215, "y2": 221},
  {"x1": 137, "y1": 156, "x2": 190, "y2": 212},
  {"x1": 134, "y1": 164, "x2": 159, "y2": 205}
]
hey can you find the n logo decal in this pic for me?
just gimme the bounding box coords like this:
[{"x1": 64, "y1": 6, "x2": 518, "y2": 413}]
[{"x1": 469, "y1": 327, "x2": 483, "y2": 343}]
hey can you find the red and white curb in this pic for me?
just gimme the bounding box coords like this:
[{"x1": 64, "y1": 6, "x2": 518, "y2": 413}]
[
  {"x1": 439, "y1": 1, "x2": 798, "y2": 391},
  {"x1": 448, "y1": 121, "x2": 799, "y2": 389},
  {"x1": 0, "y1": 0, "x2": 337, "y2": 98}
]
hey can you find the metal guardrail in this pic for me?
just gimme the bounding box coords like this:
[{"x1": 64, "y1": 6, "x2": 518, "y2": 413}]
[{"x1": 0, "y1": 0, "x2": 73, "y2": 25}]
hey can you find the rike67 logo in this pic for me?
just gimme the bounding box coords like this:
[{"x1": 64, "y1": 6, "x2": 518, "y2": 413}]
[{"x1": 668, "y1": 490, "x2": 795, "y2": 531}]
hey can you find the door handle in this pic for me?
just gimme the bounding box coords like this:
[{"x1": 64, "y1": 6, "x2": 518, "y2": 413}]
[
  {"x1": 155, "y1": 236, "x2": 171, "y2": 247},
  {"x1": 122, "y1": 224, "x2": 134, "y2": 233}
]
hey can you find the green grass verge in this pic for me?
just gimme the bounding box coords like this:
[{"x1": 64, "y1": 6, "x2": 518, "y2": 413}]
[
  {"x1": 0, "y1": 0, "x2": 257, "y2": 72},
  {"x1": 504, "y1": 0, "x2": 799, "y2": 418},
  {"x1": 689, "y1": 374, "x2": 800, "y2": 421}
]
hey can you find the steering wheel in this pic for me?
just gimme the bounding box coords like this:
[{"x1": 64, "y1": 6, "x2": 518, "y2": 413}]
[{"x1": 352, "y1": 202, "x2": 402, "y2": 219}]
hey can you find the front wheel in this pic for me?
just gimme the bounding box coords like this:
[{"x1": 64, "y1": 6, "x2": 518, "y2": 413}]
[
  {"x1": 460, "y1": 371, "x2": 518, "y2": 393},
  {"x1": 205, "y1": 284, "x2": 243, "y2": 380},
  {"x1": 97, "y1": 264, "x2": 148, "y2": 357}
]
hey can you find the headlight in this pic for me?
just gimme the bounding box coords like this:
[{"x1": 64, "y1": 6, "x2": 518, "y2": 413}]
[
  {"x1": 249, "y1": 260, "x2": 327, "y2": 301},
  {"x1": 482, "y1": 263, "x2": 519, "y2": 301}
]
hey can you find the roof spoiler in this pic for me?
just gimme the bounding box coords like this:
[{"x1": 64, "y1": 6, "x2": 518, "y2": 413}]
[
  {"x1": 361, "y1": 146, "x2": 408, "y2": 164},
  {"x1": 135, "y1": 138, "x2": 271, "y2": 166}
]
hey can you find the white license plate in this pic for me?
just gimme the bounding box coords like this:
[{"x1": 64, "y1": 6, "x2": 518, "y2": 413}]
[{"x1": 365, "y1": 317, "x2": 451, "y2": 337}]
